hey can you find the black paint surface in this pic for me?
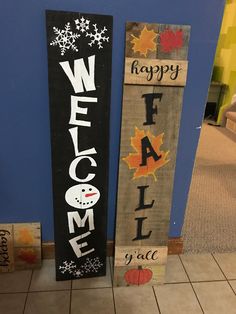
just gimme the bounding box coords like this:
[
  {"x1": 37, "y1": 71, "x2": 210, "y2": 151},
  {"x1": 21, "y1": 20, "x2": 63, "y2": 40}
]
[{"x1": 46, "y1": 10, "x2": 112, "y2": 280}]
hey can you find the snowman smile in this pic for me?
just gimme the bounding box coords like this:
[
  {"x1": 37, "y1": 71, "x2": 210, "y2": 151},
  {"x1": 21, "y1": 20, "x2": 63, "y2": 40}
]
[{"x1": 85, "y1": 193, "x2": 97, "y2": 197}]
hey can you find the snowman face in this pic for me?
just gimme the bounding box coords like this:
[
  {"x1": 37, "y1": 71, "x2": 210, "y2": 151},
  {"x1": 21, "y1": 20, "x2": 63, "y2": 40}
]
[{"x1": 65, "y1": 184, "x2": 100, "y2": 209}]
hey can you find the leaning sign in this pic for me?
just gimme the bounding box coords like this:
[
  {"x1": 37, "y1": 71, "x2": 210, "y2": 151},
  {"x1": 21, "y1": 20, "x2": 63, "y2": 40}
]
[
  {"x1": 46, "y1": 10, "x2": 112, "y2": 280},
  {"x1": 114, "y1": 22, "x2": 190, "y2": 286}
]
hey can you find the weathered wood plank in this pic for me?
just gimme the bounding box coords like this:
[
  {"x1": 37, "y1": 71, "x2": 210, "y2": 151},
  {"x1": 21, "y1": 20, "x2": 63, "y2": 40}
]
[
  {"x1": 114, "y1": 21, "x2": 190, "y2": 287},
  {"x1": 0, "y1": 224, "x2": 14, "y2": 272},
  {"x1": 0, "y1": 223, "x2": 42, "y2": 272},
  {"x1": 125, "y1": 58, "x2": 188, "y2": 86},
  {"x1": 114, "y1": 264, "x2": 166, "y2": 287},
  {"x1": 14, "y1": 223, "x2": 41, "y2": 247},
  {"x1": 115, "y1": 246, "x2": 167, "y2": 267}
]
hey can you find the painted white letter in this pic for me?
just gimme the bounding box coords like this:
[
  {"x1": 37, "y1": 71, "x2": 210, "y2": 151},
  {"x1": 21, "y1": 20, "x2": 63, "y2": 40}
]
[
  {"x1": 69, "y1": 156, "x2": 97, "y2": 182},
  {"x1": 67, "y1": 209, "x2": 95, "y2": 233},
  {"x1": 69, "y1": 231, "x2": 94, "y2": 258},
  {"x1": 59, "y1": 55, "x2": 96, "y2": 93},
  {"x1": 69, "y1": 96, "x2": 97, "y2": 127},
  {"x1": 69, "y1": 127, "x2": 97, "y2": 156}
]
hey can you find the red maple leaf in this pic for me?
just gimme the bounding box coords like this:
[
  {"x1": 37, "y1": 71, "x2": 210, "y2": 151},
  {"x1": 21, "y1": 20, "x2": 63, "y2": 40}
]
[
  {"x1": 160, "y1": 29, "x2": 183, "y2": 53},
  {"x1": 18, "y1": 249, "x2": 38, "y2": 264}
]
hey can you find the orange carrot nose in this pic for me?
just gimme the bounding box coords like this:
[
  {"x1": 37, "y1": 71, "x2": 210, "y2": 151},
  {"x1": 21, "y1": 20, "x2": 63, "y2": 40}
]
[{"x1": 85, "y1": 193, "x2": 97, "y2": 197}]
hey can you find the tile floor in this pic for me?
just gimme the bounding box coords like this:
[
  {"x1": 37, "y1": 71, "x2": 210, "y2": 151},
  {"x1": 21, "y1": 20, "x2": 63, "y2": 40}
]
[{"x1": 1, "y1": 253, "x2": 236, "y2": 314}]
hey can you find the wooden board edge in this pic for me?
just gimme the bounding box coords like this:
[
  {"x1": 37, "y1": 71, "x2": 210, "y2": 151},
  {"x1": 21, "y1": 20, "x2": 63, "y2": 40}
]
[
  {"x1": 42, "y1": 238, "x2": 182, "y2": 259},
  {"x1": 167, "y1": 237, "x2": 184, "y2": 255}
]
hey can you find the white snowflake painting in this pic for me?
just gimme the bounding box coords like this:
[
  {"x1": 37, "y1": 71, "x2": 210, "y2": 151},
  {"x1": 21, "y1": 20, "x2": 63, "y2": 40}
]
[
  {"x1": 81, "y1": 257, "x2": 103, "y2": 273},
  {"x1": 75, "y1": 16, "x2": 90, "y2": 33},
  {"x1": 59, "y1": 260, "x2": 76, "y2": 274},
  {"x1": 59, "y1": 257, "x2": 103, "y2": 278},
  {"x1": 50, "y1": 22, "x2": 80, "y2": 56},
  {"x1": 86, "y1": 24, "x2": 109, "y2": 49}
]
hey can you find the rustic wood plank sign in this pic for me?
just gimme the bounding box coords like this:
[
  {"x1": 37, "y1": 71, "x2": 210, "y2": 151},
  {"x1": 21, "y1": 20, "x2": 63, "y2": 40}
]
[
  {"x1": 46, "y1": 10, "x2": 112, "y2": 280},
  {"x1": 114, "y1": 22, "x2": 190, "y2": 286},
  {"x1": 0, "y1": 223, "x2": 41, "y2": 272}
]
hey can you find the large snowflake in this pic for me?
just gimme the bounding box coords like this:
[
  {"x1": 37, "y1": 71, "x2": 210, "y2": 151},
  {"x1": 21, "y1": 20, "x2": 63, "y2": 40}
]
[
  {"x1": 81, "y1": 257, "x2": 103, "y2": 273},
  {"x1": 75, "y1": 16, "x2": 90, "y2": 33},
  {"x1": 59, "y1": 260, "x2": 77, "y2": 274},
  {"x1": 86, "y1": 24, "x2": 109, "y2": 49},
  {"x1": 50, "y1": 23, "x2": 80, "y2": 56}
]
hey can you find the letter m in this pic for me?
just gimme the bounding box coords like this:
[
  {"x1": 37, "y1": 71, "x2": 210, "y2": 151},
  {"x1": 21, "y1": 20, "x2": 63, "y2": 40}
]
[{"x1": 67, "y1": 209, "x2": 95, "y2": 233}]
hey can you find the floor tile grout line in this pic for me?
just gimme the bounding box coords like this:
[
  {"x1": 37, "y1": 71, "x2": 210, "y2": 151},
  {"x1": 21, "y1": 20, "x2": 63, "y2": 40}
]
[
  {"x1": 152, "y1": 286, "x2": 162, "y2": 314},
  {"x1": 109, "y1": 257, "x2": 117, "y2": 314},
  {"x1": 69, "y1": 281, "x2": 72, "y2": 314},
  {"x1": 23, "y1": 270, "x2": 34, "y2": 314},
  {"x1": 211, "y1": 253, "x2": 236, "y2": 296},
  {"x1": 165, "y1": 279, "x2": 227, "y2": 285},
  {"x1": 178, "y1": 255, "x2": 205, "y2": 314}
]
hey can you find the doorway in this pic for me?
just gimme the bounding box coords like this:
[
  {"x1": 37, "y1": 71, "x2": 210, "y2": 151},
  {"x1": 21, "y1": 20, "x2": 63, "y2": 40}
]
[{"x1": 182, "y1": 0, "x2": 236, "y2": 253}]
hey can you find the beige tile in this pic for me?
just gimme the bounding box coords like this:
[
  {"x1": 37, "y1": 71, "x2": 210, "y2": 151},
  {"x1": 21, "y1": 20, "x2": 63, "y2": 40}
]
[
  {"x1": 0, "y1": 270, "x2": 32, "y2": 293},
  {"x1": 25, "y1": 291, "x2": 70, "y2": 314},
  {"x1": 229, "y1": 280, "x2": 236, "y2": 294},
  {"x1": 71, "y1": 288, "x2": 114, "y2": 314},
  {"x1": 193, "y1": 281, "x2": 236, "y2": 314},
  {"x1": 30, "y1": 259, "x2": 71, "y2": 291},
  {"x1": 0, "y1": 293, "x2": 26, "y2": 314},
  {"x1": 180, "y1": 254, "x2": 224, "y2": 282},
  {"x1": 72, "y1": 257, "x2": 111, "y2": 289},
  {"x1": 154, "y1": 283, "x2": 202, "y2": 314},
  {"x1": 114, "y1": 286, "x2": 159, "y2": 314},
  {"x1": 213, "y1": 253, "x2": 236, "y2": 279},
  {"x1": 165, "y1": 255, "x2": 189, "y2": 283}
]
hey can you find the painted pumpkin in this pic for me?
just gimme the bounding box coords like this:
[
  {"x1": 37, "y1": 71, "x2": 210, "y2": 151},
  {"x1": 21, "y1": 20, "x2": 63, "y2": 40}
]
[{"x1": 124, "y1": 267, "x2": 153, "y2": 285}]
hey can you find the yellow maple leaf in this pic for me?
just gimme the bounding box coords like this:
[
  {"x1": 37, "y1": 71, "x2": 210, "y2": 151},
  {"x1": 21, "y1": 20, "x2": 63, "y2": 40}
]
[
  {"x1": 131, "y1": 25, "x2": 157, "y2": 57},
  {"x1": 123, "y1": 127, "x2": 170, "y2": 181}
]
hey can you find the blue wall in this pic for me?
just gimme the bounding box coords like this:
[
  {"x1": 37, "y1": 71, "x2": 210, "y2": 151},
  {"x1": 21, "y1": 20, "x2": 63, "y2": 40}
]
[{"x1": 0, "y1": 0, "x2": 225, "y2": 241}]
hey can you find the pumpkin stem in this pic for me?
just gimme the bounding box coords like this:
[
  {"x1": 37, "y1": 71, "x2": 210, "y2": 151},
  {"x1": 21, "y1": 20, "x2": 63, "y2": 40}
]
[{"x1": 138, "y1": 265, "x2": 142, "y2": 270}]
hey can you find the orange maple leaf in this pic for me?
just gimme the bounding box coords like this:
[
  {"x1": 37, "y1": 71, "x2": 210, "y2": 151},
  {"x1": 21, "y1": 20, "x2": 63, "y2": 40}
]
[
  {"x1": 123, "y1": 127, "x2": 170, "y2": 181},
  {"x1": 131, "y1": 25, "x2": 157, "y2": 57},
  {"x1": 17, "y1": 228, "x2": 34, "y2": 245}
]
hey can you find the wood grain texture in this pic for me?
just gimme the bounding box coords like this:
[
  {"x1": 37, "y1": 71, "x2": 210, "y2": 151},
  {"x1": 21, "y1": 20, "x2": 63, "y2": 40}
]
[
  {"x1": 0, "y1": 224, "x2": 14, "y2": 272},
  {"x1": 0, "y1": 223, "x2": 41, "y2": 272},
  {"x1": 114, "y1": 21, "x2": 190, "y2": 286},
  {"x1": 125, "y1": 58, "x2": 188, "y2": 86},
  {"x1": 14, "y1": 223, "x2": 42, "y2": 270},
  {"x1": 115, "y1": 246, "x2": 167, "y2": 266}
]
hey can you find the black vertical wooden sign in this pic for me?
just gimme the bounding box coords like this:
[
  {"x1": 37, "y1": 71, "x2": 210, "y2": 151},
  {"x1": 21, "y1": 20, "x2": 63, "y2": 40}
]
[{"x1": 46, "y1": 10, "x2": 112, "y2": 280}]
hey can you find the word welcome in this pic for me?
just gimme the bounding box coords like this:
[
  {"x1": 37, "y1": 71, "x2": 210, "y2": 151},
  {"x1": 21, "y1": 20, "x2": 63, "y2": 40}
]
[{"x1": 60, "y1": 55, "x2": 99, "y2": 259}]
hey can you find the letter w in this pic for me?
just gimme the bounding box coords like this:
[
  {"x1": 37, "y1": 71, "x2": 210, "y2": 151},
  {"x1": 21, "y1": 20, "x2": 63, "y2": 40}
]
[
  {"x1": 59, "y1": 55, "x2": 96, "y2": 93},
  {"x1": 67, "y1": 209, "x2": 95, "y2": 233}
]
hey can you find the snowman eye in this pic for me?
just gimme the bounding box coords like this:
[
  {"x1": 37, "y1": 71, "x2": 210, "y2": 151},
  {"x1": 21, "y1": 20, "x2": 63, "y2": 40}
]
[
  {"x1": 89, "y1": 188, "x2": 92, "y2": 191},
  {"x1": 82, "y1": 189, "x2": 85, "y2": 192}
]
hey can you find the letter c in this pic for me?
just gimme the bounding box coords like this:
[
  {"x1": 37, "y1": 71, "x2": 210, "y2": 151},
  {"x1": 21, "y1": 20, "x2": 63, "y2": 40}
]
[{"x1": 69, "y1": 156, "x2": 97, "y2": 182}]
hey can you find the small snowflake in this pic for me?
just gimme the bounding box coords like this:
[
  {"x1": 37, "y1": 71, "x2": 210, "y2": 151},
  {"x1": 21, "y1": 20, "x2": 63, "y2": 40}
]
[
  {"x1": 75, "y1": 16, "x2": 90, "y2": 33},
  {"x1": 86, "y1": 24, "x2": 109, "y2": 49},
  {"x1": 50, "y1": 22, "x2": 80, "y2": 56},
  {"x1": 59, "y1": 260, "x2": 76, "y2": 274},
  {"x1": 81, "y1": 257, "x2": 103, "y2": 273},
  {"x1": 73, "y1": 268, "x2": 84, "y2": 278}
]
